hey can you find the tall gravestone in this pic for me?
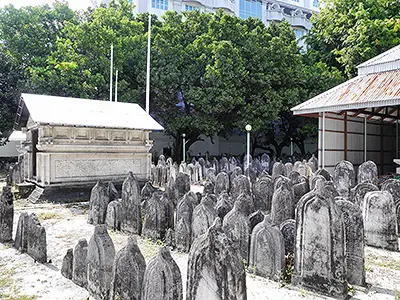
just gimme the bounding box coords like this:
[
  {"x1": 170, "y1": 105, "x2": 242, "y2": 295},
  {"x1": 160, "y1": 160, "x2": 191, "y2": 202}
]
[
  {"x1": 223, "y1": 198, "x2": 251, "y2": 262},
  {"x1": 87, "y1": 225, "x2": 115, "y2": 299},
  {"x1": 271, "y1": 177, "x2": 295, "y2": 225},
  {"x1": 363, "y1": 191, "x2": 398, "y2": 251},
  {"x1": 215, "y1": 172, "x2": 230, "y2": 196},
  {"x1": 186, "y1": 218, "x2": 247, "y2": 300},
  {"x1": 191, "y1": 195, "x2": 217, "y2": 240},
  {"x1": 20, "y1": 213, "x2": 47, "y2": 263},
  {"x1": 0, "y1": 186, "x2": 13, "y2": 242},
  {"x1": 279, "y1": 219, "x2": 296, "y2": 257},
  {"x1": 175, "y1": 172, "x2": 191, "y2": 198},
  {"x1": 61, "y1": 248, "x2": 74, "y2": 280},
  {"x1": 111, "y1": 236, "x2": 146, "y2": 300},
  {"x1": 293, "y1": 181, "x2": 347, "y2": 297},
  {"x1": 106, "y1": 200, "x2": 122, "y2": 231},
  {"x1": 357, "y1": 161, "x2": 378, "y2": 185},
  {"x1": 308, "y1": 154, "x2": 318, "y2": 173},
  {"x1": 143, "y1": 193, "x2": 169, "y2": 240},
  {"x1": 336, "y1": 199, "x2": 365, "y2": 286},
  {"x1": 142, "y1": 247, "x2": 183, "y2": 300},
  {"x1": 333, "y1": 160, "x2": 355, "y2": 198},
  {"x1": 88, "y1": 181, "x2": 109, "y2": 225},
  {"x1": 381, "y1": 179, "x2": 400, "y2": 234},
  {"x1": 272, "y1": 162, "x2": 286, "y2": 180},
  {"x1": 72, "y1": 238, "x2": 88, "y2": 288},
  {"x1": 215, "y1": 192, "x2": 234, "y2": 220},
  {"x1": 253, "y1": 176, "x2": 273, "y2": 212},
  {"x1": 249, "y1": 215, "x2": 285, "y2": 280},
  {"x1": 121, "y1": 172, "x2": 142, "y2": 235},
  {"x1": 350, "y1": 182, "x2": 378, "y2": 207}
]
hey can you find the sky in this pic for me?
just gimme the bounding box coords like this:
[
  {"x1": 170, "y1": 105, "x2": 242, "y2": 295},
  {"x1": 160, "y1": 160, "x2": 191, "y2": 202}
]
[{"x1": 0, "y1": 0, "x2": 94, "y2": 10}]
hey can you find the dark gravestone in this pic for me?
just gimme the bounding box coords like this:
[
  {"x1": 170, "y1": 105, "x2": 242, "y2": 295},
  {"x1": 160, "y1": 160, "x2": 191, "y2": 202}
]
[
  {"x1": 187, "y1": 219, "x2": 247, "y2": 300},
  {"x1": 121, "y1": 172, "x2": 142, "y2": 235},
  {"x1": 219, "y1": 157, "x2": 229, "y2": 173},
  {"x1": 333, "y1": 160, "x2": 356, "y2": 198},
  {"x1": 249, "y1": 210, "x2": 265, "y2": 233},
  {"x1": 165, "y1": 228, "x2": 176, "y2": 249},
  {"x1": 26, "y1": 213, "x2": 47, "y2": 263},
  {"x1": 215, "y1": 172, "x2": 230, "y2": 196},
  {"x1": 0, "y1": 186, "x2": 13, "y2": 242},
  {"x1": 293, "y1": 181, "x2": 346, "y2": 297},
  {"x1": 223, "y1": 198, "x2": 251, "y2": 262},
  {"x1": 191, "y1": 195, "x2": 217, "y2": 240},
  {"x1": 88, "y1": 181, "x2": 109, "y2": 225},
  {"x1": 350, "y1": 182, "x2": 379, "y2": 207},
  {"x1": 249, "y1": 215, "x2": 285, "y2": 280},
  {"x1": 107, "y1": 182, "x2": 119, "y2": 202},
  {"x1": 231, "y1": 175, "x2": 251, "y2": 202},
  {"x1": 175, "y1": 172, "x2": 191, "y2": 198},
  {"x1": 87, "y1": 225, "x2": 115, "y2": 300},
  {"x1": 357, "y1": 161, "x2": 378, "y2": 185},
  {"x1": 253, "y1": 176, "x2": 273, "y2": 212},
  {"x1": 271, "y1": 177, "x2": 295, "y2": 225},
  {"x1": 381, "y1": 179, "x2": 400, "y2": 235},
  {"x1": 106, "y1": 200, "x2": 122, "y2": 231},
  {"x1": 61, "y1": 248, "x2": 73, "y2": 280},
  {"x1": 175, "y1": 217, "x2": 192, "y2": 252},
  {"x1": 143, "y1": 193, "x2": 169, "y2": 240},
  {"x1": 141, "y1": 181, "x2": 157, "y2": 204},
  {"x1": 72, "y1": 238, "x2": 88, "y2": 288},
  {"x1": 272, "y1": 162, "x2": 286, "y2": 180},
  {"x1": 314, "y1": 168, "x2": 332, "y2": 181},
  {"x1": 336, "y1": 199, "x2": 365, "y2": 286},
  {"x1": 111, "y1": 236, "x2": 146, "y2": 300},
  {"x1": 215, "y1": 192, "x2": 234, "y2": 220},
  {"x1": 230, "y1": 166, "x2": 243, "y2": 186},
  {"x1": 205, "y1": 168, "x2": 217, "y2": 184},
  {"x1": 363, "y1": 191, "x2": 398, "y2": 251},
  {"x1": 279, "y1": 219, "x2": 296, "y2": 257},
  {"x1": 14, "y1": 212, "x2": 29, "y2": 252},
  {"x1": 261, "y1": 153, "x2": 270, "y2": 173},
  {"x1": 203, "y1": 181, "x2": 215, "y2": 195},
  {"x1": 176, "y1": 192, "x2": 198, "y2": 225},
  {"x1": 142, "y1": 247, "x2": 183, "y2": 300},
  {"x1": 293, "y1": 180, "x2": 310, "y2": 205}
]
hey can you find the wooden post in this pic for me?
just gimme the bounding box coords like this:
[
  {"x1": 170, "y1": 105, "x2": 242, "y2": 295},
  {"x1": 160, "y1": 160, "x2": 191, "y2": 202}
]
[{"x1": 344, "y1": 112, "x2": 348, "y2": 160}]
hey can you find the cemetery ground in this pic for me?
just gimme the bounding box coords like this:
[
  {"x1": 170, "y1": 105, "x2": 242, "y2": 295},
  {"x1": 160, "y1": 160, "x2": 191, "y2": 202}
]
[{"x1": 0, "y1": 182, "x2": 399, "y2": 300}]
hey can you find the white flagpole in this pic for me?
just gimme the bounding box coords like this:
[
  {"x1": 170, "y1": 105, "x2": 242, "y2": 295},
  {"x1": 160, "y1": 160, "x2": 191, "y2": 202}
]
[
  {"x1": 115, "y1": 70, "x2": 118, "y2": 102},
  {"x1": 145, "y1": 14, "x2": 151, "y2": 114},
  {"x1": 109, "y1": 43, "x2": 114, "y2": 102}
]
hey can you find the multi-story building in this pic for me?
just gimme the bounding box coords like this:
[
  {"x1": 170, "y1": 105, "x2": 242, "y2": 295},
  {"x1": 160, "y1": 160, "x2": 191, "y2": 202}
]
[{"x1": 131, "y1": 0, "x2": 319, "y2": 42}]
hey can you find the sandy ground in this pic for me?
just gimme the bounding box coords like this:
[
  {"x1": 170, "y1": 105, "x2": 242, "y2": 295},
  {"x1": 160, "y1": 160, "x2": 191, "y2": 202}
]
[{"x1": 0, "y1": 184, "x2": 399, "y2": 299}]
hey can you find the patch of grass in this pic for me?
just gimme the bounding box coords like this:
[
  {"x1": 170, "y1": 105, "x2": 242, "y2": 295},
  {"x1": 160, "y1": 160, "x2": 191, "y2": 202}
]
[
  {"x1": 364, "y1": 265, "x2": 372, "y2": 272},
  {"x1": 38, "y1": 211, "x2": 60, "y2": 221},
  {"x1": 1, "y1": 293, "x2": 37, "y2": 300},
  {"x1": 138, "y1": 237, "x2": 161, "y2": 260},
  {"x1": 0, "y1": 265, "x2": 37, "y2": 300},
  {"x1": 394, "y1": 289, "x2": 400, "y2": 300}
]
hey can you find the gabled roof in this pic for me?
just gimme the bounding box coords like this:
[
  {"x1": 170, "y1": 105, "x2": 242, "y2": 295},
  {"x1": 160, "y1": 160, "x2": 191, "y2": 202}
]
[
  {"x1": 17, "y1": 93, "x2": 164, "y2": 131},
  {"x1": 291, "y1": 44, "x2": 400, "y2": 117}
]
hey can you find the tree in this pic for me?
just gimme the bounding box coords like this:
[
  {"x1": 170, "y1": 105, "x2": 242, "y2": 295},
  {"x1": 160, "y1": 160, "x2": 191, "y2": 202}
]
[
  {"x1": 307, "y1": 0, "x2": 400, "y2": 77},
  {"x1": 0, "y1": 48, "x2": 21, "y2": 142}
]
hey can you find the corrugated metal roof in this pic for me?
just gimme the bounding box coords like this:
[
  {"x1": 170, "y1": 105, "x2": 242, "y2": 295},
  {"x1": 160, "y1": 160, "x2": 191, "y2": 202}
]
[
  {"x1": 357, "y1": 44, "x2": 400, "y2": 75},
  {"x1": 20, "y1": 93, "x2": 164, "y2": 131},
  {"x1": 291, "y1": 70, "x2": 400, "y2": 115},
  {"x1": 9, "y1": 130, "x2": 26, "y2": 141}
]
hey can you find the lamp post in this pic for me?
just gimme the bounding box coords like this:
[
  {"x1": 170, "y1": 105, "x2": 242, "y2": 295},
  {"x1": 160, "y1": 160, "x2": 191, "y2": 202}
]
[
  {"x1": 245, "y1": 124, "x2": 252, "y2": 177},
  {"x1": 182, "y1": 133, "x2": 186, "y2": 163},
  {"x1": 290, "y1": 137, "x2": 293, "y2": 156}
]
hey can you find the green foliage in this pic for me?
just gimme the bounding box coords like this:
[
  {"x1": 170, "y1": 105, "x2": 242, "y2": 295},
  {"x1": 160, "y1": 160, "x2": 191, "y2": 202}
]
[{"x1": 307, "y1": 0, "x2": 400, "y2": 77}]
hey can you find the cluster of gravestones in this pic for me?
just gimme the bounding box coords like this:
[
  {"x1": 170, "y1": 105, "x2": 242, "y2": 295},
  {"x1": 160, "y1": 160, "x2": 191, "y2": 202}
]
[
  {"x1": 62, "y1": 222, "x2": 246, "y2": 300},
  {"x1": 0, "y1": 183, "x2": 47, "y2": 263}
]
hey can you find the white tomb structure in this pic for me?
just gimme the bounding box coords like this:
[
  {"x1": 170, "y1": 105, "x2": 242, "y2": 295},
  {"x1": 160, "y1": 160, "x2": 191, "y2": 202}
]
[{"x1": 15, "y1": 93, "x2": 163, "y2": 186}]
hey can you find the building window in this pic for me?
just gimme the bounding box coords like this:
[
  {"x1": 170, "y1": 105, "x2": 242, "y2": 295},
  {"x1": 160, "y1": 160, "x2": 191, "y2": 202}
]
[
  {"x1": 293, "y1": 0, "x2": 299, "y2": 2},
  {"x1": 151, "y1": 0, "x2": 168, "y2": 10},
  {"x1": 313, "y1": 0, "x2": 319, "y2": 7},
  {"x1": 239, "y1": 0, "x2": 262, "y2": 20},
  {"x1": 185, "y1": 5, "x2": 199, "y2": 11},
  {"x1": 294, "y1": 29, "x2": 305, "y2": 39}
]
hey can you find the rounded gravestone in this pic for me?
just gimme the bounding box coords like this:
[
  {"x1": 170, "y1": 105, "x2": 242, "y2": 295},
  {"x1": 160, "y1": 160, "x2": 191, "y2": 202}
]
[
  {"x1": 357, "y1": 161, "x2": 378, "y2": 185},
  {"x1": 333, "y1": 160, "x2": 356, "y2": 198}
]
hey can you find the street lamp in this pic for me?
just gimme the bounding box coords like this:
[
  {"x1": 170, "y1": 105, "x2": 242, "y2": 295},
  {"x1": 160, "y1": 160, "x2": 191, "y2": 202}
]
[
  {"x1": 290, "y1": 137, "x2": 293, "y2": 157},
  {"x1": 182, "y1": 133, "x2": 186, "y2": 163},
  {"x1": 245, "y1": 124, "x2": 252, "y2": 177}
]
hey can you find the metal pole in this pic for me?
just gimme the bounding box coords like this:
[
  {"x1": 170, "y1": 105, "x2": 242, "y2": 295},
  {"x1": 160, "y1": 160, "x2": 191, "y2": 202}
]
[
  {"x1": 114, "y1": 70, "x2": 118, "y2": 102},
  {"x1": 364, "y1": 117, "x2": 367, "y2": 161},
  {"x1": 290, "y1": 138, "x2": 293, "y2": 156},
  {"x1": 145, "y1": 14, "x2": 151, "y2": 114},
  {"x1": 322, "y1": 111, "x2": 325, "y2": 169},
  {"x1": 396, "y1": 120, "x2": 398, "y2": 158},
  {"x1": 247, "y1": 131, "x2": 250, "y2": 174},
  {"x1": 109, "y1": 44, "x2": 113, "y2": 102},
  {"x1": 182, "y1": 133, "x2": 186, "y2": 163}
]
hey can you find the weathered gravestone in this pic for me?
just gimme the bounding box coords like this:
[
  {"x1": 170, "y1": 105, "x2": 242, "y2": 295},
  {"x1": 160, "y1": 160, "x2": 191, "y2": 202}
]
[
  {"x1": 333, "y1": 160, "x2": 356, "y2": 198},
  {"x1": 363, "y1": 191, "x2": 398, "y2": 251},
  {"x1": 219, "y1": 157, "x2": 229, "y2": 173},
  {"x1": 350, "y1": 182, "x2": 379, "y2": 207},
  {"x1": 106, "y1": 200, "x2": 122, "y2": 231},
  {"x1": 336, "y1": 199, "x2": 365, "y2": 286},
  {"x1": 249, "y1": 210, "x2": 265, "y2": 233},
  {"x1": 260, "y1": 154, "x2": 270, "y2": 173},
  {"x1": 141, "y1": 247, "x2": 183, "y2": 300},
  {"x1": 223, "y1": 198, "x2": 251, "y2": 261},
  {"x1": 381, "y1": 179, "x2": 400, "y2": 234},
  {"x1": 175, "y1": 217, "x2": 192, "y2": 252},
  {"x1": 310, "y1": 174, "x2": 327, "y2": 191},
  {"x1": 215, "y1": 192, "x2": 234, "y2": 220},
  {"x1": 192, "y1": 195, "x2": 217, "y2": 240},
  {"x1": 230, "y1": 166, "x2": 243, "y2": 185},
  {"x1": 357, "y1": 160, "x2": 378, "y2": 185},
  {"x1": 293, "y1": 181, "x2": 346, "y2": 297},
  {"x1": 249, "y1": 215, "x2": 285, "y2": 280},
  {"x1": 165, "y1": 228, "x2": 176, "y2": 249},
  {"x1": 0, "y1": 186, "x2": 13, "y2": 242},
  {"x1": 205, "y1": 168, "x2": 217, "y2": 184},
  {"x1": 272, "y1": 162, "x2": 286, "y2": 180},
  {"x1": 175, "y1": 172, "x2": 191, "y2": 198},
  {"x1": 143, "y1": 192, "x2": 170, "y2": 240},
  {"x1": 141, "y1": 181, "x2": 157, "y2": 204},
  {"x1": 215, "y1": 172, "x2": 230, "y2": 196},
  {"x1": 107, "y1": 182, "x2": 119, "y2": 202},
  {"x1": 203, "y1": 181, "x2": 215, "y2": 195},
  {"x1": 14, "y1": 213, "x2": 47, "y2": 263},
  {"x1": 121, "y1": 172, "x2": 142, "y2": 235},
  {"x1": 61, "y1": 248, "x2": 73, "y2": 280},
  {"x1": 186, "y1": 218, "x2": 247, "y2": 300},
  {"x1": 271, "y1": 177, "x2": 295, "y2": 225},
  {"x1": 279, "y1": 219, "x2": 295, "y2": 257},
  {"x1": 72, "y1": 238, "x2": 88, "y2": 288},
  {"x1": 87, "y1": 225, "x2": 115, "y2": 299},
  {"x1": 231, "y1": 175, "x2": 251, "y2": 202},
  {"x1": 285, "y1": 163, "x2": 294, "y2": 175},
  {"x1": 308, "y1": 154, "x2": 318, "y2": 173},
  {"x1": 176, "y1": 192, "x2": 198, "y2": 225},
  {"x1": 253, "y1": 176, "x2": 273, "y2": 211},
  {"x1": 111, "y1": 236, "x2": 146, "y2": 300},
  {"x1": 88, "y1": 181, "x2": 109, "y2": 225},
  {"x1": 314, "y1": 168, "x2": 332, "y2": 181}
]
